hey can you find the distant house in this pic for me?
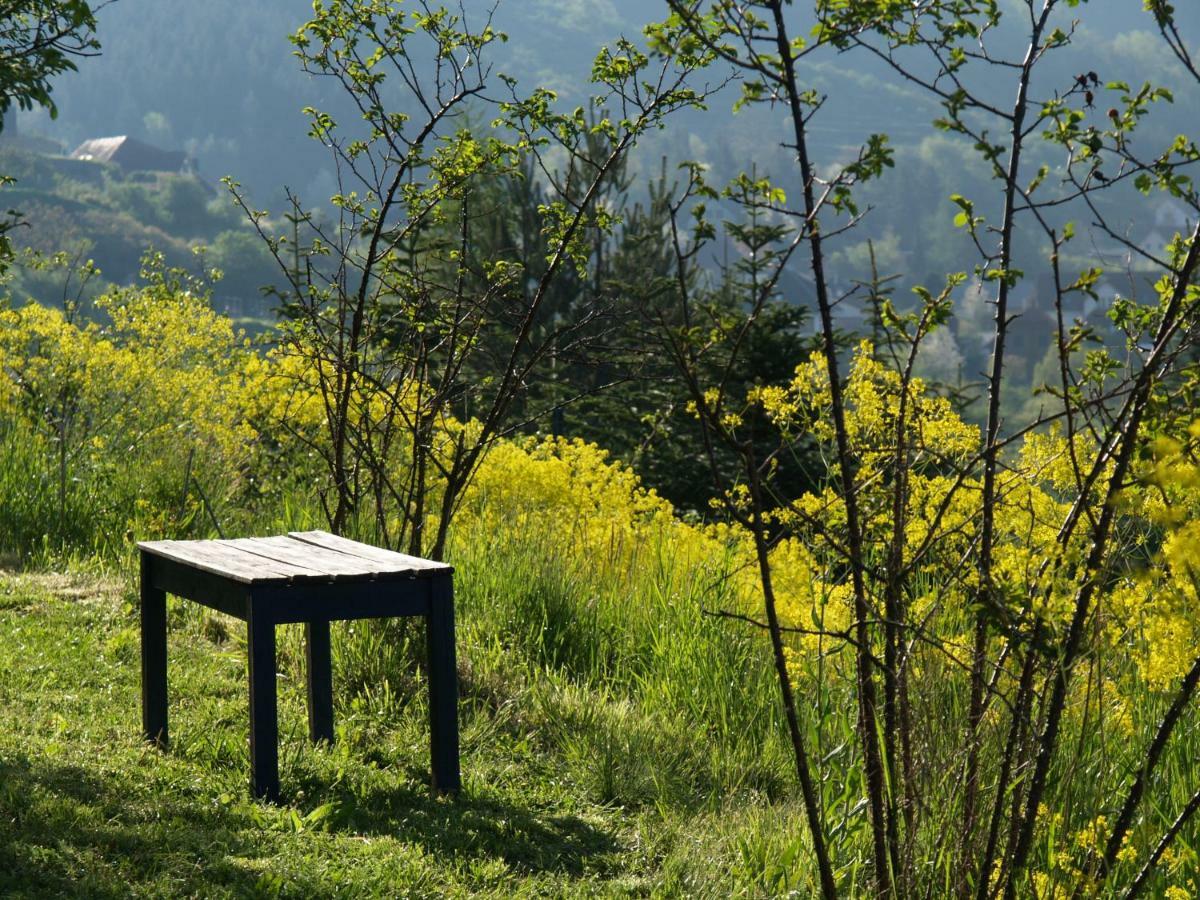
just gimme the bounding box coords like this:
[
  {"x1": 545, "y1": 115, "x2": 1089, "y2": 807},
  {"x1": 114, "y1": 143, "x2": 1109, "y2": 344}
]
[{"x1": 70, "y1": 135, "x2": 189, "y2": 174}]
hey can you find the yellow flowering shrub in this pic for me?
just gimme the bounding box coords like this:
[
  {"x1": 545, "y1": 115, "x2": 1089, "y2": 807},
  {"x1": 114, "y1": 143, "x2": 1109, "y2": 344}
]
[
  {"x1": 3, "y1": 270, "x2": 1198, "y2": 718},
  {"x1": 692, "y1": 337, "x2": 1200, "y2": 724},
  {"x1": 744, "y1": 341, "x2": 1116, "y2": 648},
  {"x1": 756, "y1": 340, "x2": 980, "y2": 469},
  {"x1": 1103, "y1": 425, "x2": 1200, "y2": 690},
  {"x1": 463, "y1": 435, "x2": 693, "y2": 584},
  {"x1": 468, "y1": 437, "x2": 673, "y2": 528},
  {"x1": 457, "y1": 434, "x2": 859, "y2": 661},
  {"x1": 0, "y1": 264, "x2": 271, "y2": 547}
]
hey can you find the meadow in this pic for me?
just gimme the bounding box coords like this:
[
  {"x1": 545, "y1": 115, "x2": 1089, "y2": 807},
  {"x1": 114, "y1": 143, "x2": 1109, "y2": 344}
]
[
  {"x1": 2, "y1": 255, "x2": 1200, "y2": 897},
  {"x1": 0, "y1": 271, "x2": 808, "y2": 896}
]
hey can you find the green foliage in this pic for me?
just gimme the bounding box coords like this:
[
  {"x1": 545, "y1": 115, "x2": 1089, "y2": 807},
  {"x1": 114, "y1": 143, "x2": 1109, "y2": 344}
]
[
  {"x1": 226, "y1": 0, "x2": 712, "y2": 556},
  {"x1": 0, "y1": 147, "x2": 276, "y2": 309},
  {"x1": 0, "y1": 0, "x2": 98, "y2": 121},
  {"x1": 0, "y1": 0, "x2": 100, "y2": 265}
]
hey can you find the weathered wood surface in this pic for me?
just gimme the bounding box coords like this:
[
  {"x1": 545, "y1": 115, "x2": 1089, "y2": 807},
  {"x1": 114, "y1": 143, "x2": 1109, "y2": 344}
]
[
  {"x1": 288, "y1": 530, "x2": 452, "y2": 576},
  {"x1": 226, "y1": 536, "x2": 382, "y2": 578},
  {"x1": 136, "y1": 539, "x2": 307, "y2": 584},
  {"x1": 138, "y1": 531, "x2": 452, "y2": 585}
]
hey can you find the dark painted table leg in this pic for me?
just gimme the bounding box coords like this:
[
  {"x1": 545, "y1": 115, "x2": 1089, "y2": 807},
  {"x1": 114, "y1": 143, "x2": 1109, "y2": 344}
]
[
  {"x1": 247, "y1": 609, "x2": 280, "y2": 802},
  {"x1": 426, "y1": 575, "x2": 460, "y2": 795},
  {"x1": 306, "y1": 620, "x2": 334, "y2": 744},
  {"x1": 140, "y1": 553, "x2": 169, "y2": 749}
]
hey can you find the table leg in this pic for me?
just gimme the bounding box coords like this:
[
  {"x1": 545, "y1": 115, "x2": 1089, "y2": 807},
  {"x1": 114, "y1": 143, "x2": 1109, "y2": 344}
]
[
  {"x1": 140, "y1": 553, "x2": 169, "y2": 749},
  {"x1": 426, "y1": 576, "x2": 460, "y2": 795},
  {"x1": 306, "y1": 620, "x2": 334, "y2": 744},
  {"x1": 247, "y1": 612, "x2": 280, "y2": 802}
]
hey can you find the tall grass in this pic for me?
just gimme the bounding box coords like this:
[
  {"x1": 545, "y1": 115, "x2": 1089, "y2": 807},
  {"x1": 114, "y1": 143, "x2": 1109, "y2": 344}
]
[{"x1": 449, "y1": 517, "x2": 791, "y2": 807}]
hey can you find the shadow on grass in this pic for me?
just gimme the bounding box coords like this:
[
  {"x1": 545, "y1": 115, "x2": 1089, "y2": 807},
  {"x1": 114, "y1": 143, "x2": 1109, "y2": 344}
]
[
  {"x1": 293, "y1": 760, "x2": 622, "y2": 876},
  {"x1": 0, "y1": 754, "x2": 277, "y2": 898},
  {"x1": 0, "y1": 749, "x2": 620, "y2": 896}
]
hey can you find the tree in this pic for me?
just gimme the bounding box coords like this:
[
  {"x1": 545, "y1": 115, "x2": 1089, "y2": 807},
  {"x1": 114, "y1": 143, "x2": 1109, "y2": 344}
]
[
  {"x1": 0, "y1": 0, "x2": 103, "y2": 263},
  {"x1": 652, "y1": 1, "x2": 1200, "y2": 895},
  {"x1": 230, "y1": 0, "x2": 710, "y2": 559},
  {"x1": 0, "y1": 0, "x2": 99, "y2": 122}
]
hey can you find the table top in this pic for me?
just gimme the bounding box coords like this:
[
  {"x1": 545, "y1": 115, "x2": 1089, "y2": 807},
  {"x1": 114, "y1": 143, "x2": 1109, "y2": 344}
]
[{"x1": 138, "y1": 531, "x2": 453, "y2": 585}]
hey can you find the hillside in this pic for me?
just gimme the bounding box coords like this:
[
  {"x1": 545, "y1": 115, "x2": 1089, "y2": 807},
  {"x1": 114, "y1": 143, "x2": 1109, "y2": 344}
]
[
  {"x1": 0, "y1": 564, "x2": 803, "y2": 897},
  {"x1": 15, "y1": 1, "x2": 1196, "y2": 294},
  {"x1": 0, "y1": 143, "x2": 275, "y2": 317},
  {"x1": 4, "y1": 3, "x2": 1200, "y2": 895}
]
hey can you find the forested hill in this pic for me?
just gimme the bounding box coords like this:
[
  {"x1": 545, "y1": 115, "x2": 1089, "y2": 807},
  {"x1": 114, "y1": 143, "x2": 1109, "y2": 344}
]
[
  {"x1": 25, "y1": 0, "x2": 1186, "y2": 203},
  {"x1": 28, "y1": 1, "x2": 685, "y2": 201},
  {"x1": 9, "y1": 0, "x2": 1196, "y2": 313}
]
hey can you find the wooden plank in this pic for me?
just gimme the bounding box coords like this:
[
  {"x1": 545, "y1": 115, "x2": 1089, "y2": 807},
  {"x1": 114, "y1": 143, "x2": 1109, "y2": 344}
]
[
  {"x1": 146, "y1": 554, "x2": 250, "y2": 619},
  {"x1": 139, "y1": 540, "x2": 278, "y2": 583},
  {"x1": 138, "y1": 539, "x2": 306, "y2": 584},
  {"x1": 225, "y1": 536, "x2": 379, "y2": 579},
  {"x1": 286, "y1": 531, "x2": 436, "y2": 569},
  {"x1": 140, "y1": 532, "x2": 451, "y2": 583},
  {"x1": 287, "y1": 531, "x2": 453, "y2": 576},
  {"x1": 251, "y1": 581, "x2": 430, "y2": 624}
]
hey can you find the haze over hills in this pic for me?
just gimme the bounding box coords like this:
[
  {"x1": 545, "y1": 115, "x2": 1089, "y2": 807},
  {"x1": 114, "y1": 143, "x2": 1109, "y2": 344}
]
[
  {"x1": 25, "y1": 2, "x2": 1191, "y2": 196},
  {"x1": 6, "y1": 0, "x2": 1197, "y2": 324},
  {"x1": 7, "y1": 8, "x2": 1200, "y2": 895}
]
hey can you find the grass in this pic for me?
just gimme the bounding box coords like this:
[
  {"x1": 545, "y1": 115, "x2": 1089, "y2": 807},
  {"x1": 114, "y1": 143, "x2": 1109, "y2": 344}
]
[
  {"x1": 6, "y1": 523, "x2": 1200, "y2": 895},
  {"x1": 7, "y1": 503, "x2": 1200, "y2": 896},
  {"x1": 10, "y1": 424, "x2": 1199, "y2": 895},
  {"x1": 0, "y1": 561, "x2": 817, "y2": 898}
]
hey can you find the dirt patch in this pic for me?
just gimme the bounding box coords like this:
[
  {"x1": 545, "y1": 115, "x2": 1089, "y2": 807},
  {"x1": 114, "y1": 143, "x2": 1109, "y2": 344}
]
[{"x1": 0, "y1": 569, "x2": 123, "y2": 606}]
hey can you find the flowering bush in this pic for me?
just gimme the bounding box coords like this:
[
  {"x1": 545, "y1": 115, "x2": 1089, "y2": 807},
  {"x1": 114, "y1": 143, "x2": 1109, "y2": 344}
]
[{"x1": 0, "y1": 260, "x2": 267, "y2": 551}]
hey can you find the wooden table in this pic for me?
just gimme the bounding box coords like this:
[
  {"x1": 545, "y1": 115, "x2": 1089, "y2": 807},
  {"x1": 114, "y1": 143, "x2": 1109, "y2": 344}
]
[{"x1": 137, "y1": 530, "x2": 459, "y2": 801}]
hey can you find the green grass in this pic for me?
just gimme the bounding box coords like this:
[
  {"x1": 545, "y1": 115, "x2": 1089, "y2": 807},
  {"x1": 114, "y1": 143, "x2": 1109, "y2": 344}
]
[
  {"x1": 7, "y1": 516, "x2": 1200, "y2": 895},
  {"x1": 7, "y1": 539, "x2": 1200, "y2": 895},
  {"x1": 0, "y1": 564, "x2": 817, "y2": 898}
]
